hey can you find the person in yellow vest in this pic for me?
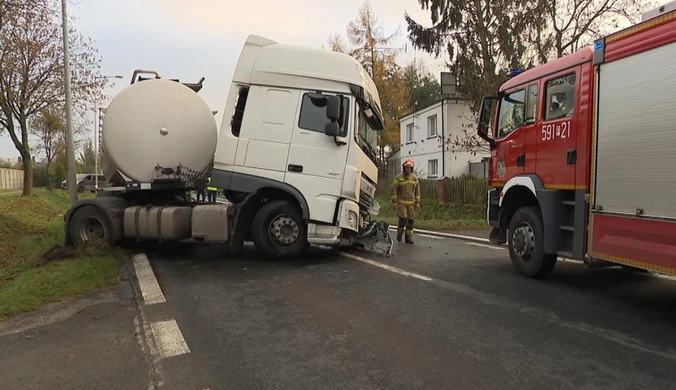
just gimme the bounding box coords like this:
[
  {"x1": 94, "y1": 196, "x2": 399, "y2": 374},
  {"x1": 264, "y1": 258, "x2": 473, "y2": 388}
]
[
  {"x1": 391, "y1": 159, "x2": 421, "y2": 244},
  {"x1": 206, "y1": 177, "x2": 218, "y2": 203}
]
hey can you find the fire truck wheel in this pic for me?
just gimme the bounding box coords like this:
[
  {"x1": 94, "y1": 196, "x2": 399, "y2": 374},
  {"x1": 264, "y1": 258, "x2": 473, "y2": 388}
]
[
  {"x1": 508, "y1": 206, "x2": 557, "y2": 278},
  {"x1": 251, "y1": 199, "x2": 308, "y2": 258}
]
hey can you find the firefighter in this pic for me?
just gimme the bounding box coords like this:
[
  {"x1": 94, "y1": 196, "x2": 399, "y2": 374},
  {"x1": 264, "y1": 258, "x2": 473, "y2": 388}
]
[
  {"x1": 391, "y1": 159, "x2": 421, "y2": 244},
  {"x1": 206, "y1": 177, "x2": 218, "y2": 203}
]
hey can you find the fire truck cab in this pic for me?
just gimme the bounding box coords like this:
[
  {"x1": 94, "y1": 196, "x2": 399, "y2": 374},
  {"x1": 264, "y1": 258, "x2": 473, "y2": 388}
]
[{"x1": 477, "y1": 2, "x2": 676, "y2": 278}]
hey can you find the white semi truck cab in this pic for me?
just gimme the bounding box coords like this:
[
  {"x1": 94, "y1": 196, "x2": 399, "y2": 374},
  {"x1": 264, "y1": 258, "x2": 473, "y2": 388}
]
[{"x1": 63, "y1": 35, "x2": 393, "y2": 258}]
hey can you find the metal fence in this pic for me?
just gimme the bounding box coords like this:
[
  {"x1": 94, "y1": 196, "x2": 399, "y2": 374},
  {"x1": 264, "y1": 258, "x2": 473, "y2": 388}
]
[
  {"x1": 0, "y1": 168, "x2": 23, "y2": 190},
  {"x1": 376, "y1": 176, "x2": 491, "y2": 205}
]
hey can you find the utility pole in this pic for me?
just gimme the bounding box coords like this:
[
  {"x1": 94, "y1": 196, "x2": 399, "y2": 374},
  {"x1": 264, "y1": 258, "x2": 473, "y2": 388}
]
[{"x1": 61, "y1": 0, "x2": 77, "y2": 206}]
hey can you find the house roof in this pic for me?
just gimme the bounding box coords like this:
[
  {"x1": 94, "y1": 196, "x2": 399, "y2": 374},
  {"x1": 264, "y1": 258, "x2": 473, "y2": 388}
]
[{"x1": 398, "y1": 96, "x2": 471, "y2": 121}]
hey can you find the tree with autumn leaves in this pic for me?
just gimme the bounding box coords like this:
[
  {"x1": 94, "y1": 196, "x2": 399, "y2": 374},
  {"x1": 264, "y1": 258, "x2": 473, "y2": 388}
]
[
  {"x1": 327, "y1": 1, "x2": 412, "y2": 168},
  {"x1": 0, "y1": 0, "x2": 106, "y2": 196}
]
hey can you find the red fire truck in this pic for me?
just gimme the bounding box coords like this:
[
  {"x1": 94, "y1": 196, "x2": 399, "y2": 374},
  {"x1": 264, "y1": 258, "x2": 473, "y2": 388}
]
[{"x1": 477, "y1": 2, "x2": 676, "y2": 278}]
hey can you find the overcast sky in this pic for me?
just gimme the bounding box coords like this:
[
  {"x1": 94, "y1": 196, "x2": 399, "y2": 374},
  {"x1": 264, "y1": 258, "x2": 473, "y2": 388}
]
[{"x1": 0, "y1": 0, "x2": 446, "y2": 160}]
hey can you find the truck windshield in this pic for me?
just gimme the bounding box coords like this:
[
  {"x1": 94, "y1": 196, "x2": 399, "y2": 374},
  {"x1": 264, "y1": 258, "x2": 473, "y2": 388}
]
[{"x1": 356, "y1": 105, "x2": 380, "y2": 164}]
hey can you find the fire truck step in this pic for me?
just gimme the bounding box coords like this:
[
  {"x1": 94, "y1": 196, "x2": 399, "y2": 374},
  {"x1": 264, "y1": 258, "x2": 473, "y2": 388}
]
[
  {"x1": 562, "y1": 201, "x2": 575, "y2": 206},
  {"x1": 559, "y1": 225, "x2": 575, "y2": 232},
  {"x1": 557, "y1": 251, "x2": 574, "y2": 258}
]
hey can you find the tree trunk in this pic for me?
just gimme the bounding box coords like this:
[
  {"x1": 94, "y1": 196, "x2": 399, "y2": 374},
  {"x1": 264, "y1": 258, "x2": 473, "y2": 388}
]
[
  {"x1": 21, "y1": 153, "x2": 33, "y2": 196},
  {"x1": 45, "y1": 161, "x2": 52, "y2": 190}
]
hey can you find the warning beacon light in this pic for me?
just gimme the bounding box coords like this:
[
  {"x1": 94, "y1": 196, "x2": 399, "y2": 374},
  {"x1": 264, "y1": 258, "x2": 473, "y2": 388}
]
[{"x1": 506, "y1": 68, "x2": 523, "y2": 78}]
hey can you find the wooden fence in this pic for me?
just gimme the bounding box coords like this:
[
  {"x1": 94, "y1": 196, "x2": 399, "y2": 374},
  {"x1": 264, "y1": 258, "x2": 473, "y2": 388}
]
[
  {"x1": 377, "y1": 176, "x2": 492, "y2": 205},
  {"x1": 0, "y1": 168, "x2": 23, "y2": 190}
]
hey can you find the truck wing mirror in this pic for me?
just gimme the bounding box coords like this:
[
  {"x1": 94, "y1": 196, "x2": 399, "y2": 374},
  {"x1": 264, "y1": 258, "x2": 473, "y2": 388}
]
[
  {"x1": 478, "y1": 96, "x2": 497, "y2": 149},
  {"x1": 326, "y1": 96, "x2": 341, "y2": 121},
  {"x1": 325, "y1": 122, "x2": 340, "y2": 137}
]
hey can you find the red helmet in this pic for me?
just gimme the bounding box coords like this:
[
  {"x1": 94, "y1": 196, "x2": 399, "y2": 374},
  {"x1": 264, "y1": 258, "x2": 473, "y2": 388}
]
[{"x1": 402, "y1": 159, "x2": 414, "y2": 169}]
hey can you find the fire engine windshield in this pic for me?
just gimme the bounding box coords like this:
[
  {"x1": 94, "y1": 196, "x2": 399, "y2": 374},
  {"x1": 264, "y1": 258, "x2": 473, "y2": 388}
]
[{"x1": 496, "y1": 89, "x2": 526, "y2": 138}]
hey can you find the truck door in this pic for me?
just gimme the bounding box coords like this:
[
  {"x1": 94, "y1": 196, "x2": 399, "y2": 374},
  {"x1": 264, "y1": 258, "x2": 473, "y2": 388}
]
[
  {"x1": 536, "y1": 69, "x2": 578, "y2": 188},
  {"x1": 493, "y1": 88, "x2": 527, "y2": 184},
  {"x1": 285, "y1": 91, "x2": 351, "y2": 223}
]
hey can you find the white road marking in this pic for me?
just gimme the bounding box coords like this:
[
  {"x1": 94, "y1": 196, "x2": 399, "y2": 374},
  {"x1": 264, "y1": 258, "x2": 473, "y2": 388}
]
[
  {"x1": 341, "y1": 252, "x2": 433, "y2": 281},
  {"x1": 467, "y1": 242, "x2": 504, "y2": 250},
  {"x1": 465, "y1": 242, "x2": 585, "y2": 264},
  {"x1": 150, "y1": 319, "x2": 191, "y2": 358},
  {"x1": 418, "y1": 233, "x2": 445, "y2": 240},
  {"x1": 387, "y1": 226, "x2": 491, "y2": 243},
  {"x1": 133, "y1": 253, "x2": 166, "y2": 305}
]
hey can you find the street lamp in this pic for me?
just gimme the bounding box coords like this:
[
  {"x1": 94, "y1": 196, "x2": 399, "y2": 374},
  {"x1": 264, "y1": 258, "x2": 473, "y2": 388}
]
[{"x1": 61, "y1": 0, "x2": 77, "y2": 206}]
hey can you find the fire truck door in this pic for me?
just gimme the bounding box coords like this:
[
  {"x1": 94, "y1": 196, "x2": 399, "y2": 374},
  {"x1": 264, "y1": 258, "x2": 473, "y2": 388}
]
[
  {"x1": 493, "y1": 88, "x2": 526, "y2": 184},
  {"x1": 536, "y1": 69, "x2": 579, "y2": 188}
]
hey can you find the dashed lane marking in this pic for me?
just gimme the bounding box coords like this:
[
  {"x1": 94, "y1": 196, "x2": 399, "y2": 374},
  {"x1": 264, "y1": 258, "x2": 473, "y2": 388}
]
[
  {"x1": 150, "y1": 319, "x2": 191, "y2": 358},
  {"x1": 341, "y1": 252, "x2": 433, "y2": 281},
  {"x1": 133, "y1": 253, "x2": 166, "y2": 305}
]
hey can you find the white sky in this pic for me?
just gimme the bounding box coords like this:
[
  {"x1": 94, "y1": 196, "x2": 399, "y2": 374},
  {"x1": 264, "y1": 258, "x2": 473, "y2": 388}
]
[
  {"x1": 1, "y1": 0, "x2": 669, "y2": 160},
  {"x1": 0, "y1": 0, "x2": 445, "y2": 160}
]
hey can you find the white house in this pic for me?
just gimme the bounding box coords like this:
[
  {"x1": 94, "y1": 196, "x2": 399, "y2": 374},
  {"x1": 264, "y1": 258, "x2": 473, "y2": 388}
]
[{"x1": 397, "y1": 98, "x2": 490, "y2": 179}]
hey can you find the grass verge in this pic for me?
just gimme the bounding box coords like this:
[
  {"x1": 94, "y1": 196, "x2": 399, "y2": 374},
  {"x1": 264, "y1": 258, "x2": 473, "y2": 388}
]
[
  {"x1": 375, "y1": 196, "x2": 490, "y2": 232},
  {"x1": 0, "y1": 188, "x2": 122, "y2": 320}
]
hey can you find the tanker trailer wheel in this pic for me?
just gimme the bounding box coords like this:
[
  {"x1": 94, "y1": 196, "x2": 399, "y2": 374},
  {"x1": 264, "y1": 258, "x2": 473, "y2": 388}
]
[
  {"x1": 69, "y1": 205, "x2": 114, "y2": 246},
  {"x1": 251, "y1": 199, "x2": 308, "y2": 258},
  {"x1": 508, "y1": 206, "x2": 557, "y2": 279}
]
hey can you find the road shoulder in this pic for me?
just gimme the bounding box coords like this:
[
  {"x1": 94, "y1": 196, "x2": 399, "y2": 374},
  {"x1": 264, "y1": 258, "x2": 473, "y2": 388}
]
[{"x1": 0, "y1": 263, "x2": 151, "y2": 390}]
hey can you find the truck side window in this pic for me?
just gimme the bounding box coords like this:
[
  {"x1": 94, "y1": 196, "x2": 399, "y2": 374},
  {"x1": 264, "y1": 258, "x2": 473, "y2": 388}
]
[
  {"x1": 526, "y1": 83, "x2": 538, "y2": 123},
  {"x1": 298, "y1": 93, "x2": 350, "y2": 134},
  {"x1": 497, "y1": 89, "x2": 526, "y2": 139},
  {"x1": 544, "y1": 73, "x2": 576, "y2": 121}
]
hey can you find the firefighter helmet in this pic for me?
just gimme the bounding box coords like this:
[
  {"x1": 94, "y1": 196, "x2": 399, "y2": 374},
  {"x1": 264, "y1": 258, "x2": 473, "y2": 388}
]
[{"x1": 402, "y1": 159, "x2": 414, "y2": 169}]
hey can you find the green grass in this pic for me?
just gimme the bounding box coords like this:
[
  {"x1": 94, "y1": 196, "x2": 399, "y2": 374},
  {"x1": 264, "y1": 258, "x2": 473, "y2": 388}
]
[
  {"x1": 376, "y1": 196, "x2": 490, "y2": 232},
  {"x1": 0, "y1": 188, "x2": 122, "y2": 320}
]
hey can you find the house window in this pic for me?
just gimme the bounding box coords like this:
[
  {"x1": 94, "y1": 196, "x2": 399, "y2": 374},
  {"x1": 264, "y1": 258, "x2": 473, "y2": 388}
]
[
  {"x1": 428, "y1": 159, "x2": 439, "y2": 177},
  {"x1": 406, "y1": 123, "x2": 414, "y2": 142},
  {"x1": 427, "y1": 115, "x2": 437, "y2": 138}
]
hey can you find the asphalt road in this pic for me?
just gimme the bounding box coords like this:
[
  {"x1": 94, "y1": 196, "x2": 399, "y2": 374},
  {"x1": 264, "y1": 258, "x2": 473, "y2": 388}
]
[{"x1": 136, "y1": 234, "x2": 676, "y2": 390}]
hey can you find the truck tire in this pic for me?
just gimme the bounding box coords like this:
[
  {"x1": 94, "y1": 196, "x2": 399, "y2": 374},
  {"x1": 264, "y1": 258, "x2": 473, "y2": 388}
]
[
  {"x1": 251, "y1": 199, "x2": 307, "y2": 258},
  {"x1": 508, "y1": 206, "x2": 557, "y2": 278},
  {"x1": 68, "y1": 205, "x2": 114, "y2": 246}
]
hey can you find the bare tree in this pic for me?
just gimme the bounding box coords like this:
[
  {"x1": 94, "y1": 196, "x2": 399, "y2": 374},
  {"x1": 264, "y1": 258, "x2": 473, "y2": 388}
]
[
  {"x1": 0, "y1": 0, "x2": 106, "y2": 195},
  {"x1": 30, "y1": 109, "x2": 64, "y2": 189},
  {"x1": 533, "y1": 0, "x2": 656, "y2": 60}
]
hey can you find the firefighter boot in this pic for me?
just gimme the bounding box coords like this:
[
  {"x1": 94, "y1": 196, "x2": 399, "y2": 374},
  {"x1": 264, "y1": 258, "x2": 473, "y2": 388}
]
[
  {"x1": 405, "y1": 219, "x2": 415, "y2": 244},
  {"x1": 397, "y1": 217, "x2": 406, "y2": 242}
]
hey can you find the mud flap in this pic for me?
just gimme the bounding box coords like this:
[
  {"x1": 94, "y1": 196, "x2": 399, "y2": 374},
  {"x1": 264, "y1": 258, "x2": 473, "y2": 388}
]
[{"x1": 350, "y1": 220, "x2": 394, "y2": 257}]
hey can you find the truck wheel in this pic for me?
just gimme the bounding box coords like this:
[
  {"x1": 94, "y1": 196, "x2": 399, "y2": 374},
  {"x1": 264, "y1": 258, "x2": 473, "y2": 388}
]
[
  {"x1": 68, "y1": 205, "x2": 114, "y2": 246},
  {"x1": 77, "y1": 185, "x2": 84, "y2": 193},
  {"x1": 508, "y1": 206, "x2": 557, "y2": 278},
  {"x1": 251, "y1": 200, "x2": 307, "y2": 258}
]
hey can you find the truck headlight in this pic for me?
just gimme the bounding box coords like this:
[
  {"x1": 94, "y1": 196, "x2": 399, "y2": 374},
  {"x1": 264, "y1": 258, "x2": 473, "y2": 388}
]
[{"x1": 347, "y1": 210, "x2": 358, "y2": 230}]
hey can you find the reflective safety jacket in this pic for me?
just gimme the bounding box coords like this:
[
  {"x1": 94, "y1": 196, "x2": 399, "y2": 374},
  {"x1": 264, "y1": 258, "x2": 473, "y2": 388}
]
[
  {"x1": 207, "y1": 177, "x2": 217, "y2": 192},
  {"x1": 391, "y1": 173, "x2": 421, "y2": 205}
]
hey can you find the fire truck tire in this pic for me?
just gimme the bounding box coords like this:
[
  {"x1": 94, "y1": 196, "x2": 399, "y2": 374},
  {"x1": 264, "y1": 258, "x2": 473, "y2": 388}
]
[
  {"x1": 251, "y1": 199, "x2": 308, "y2": 258},
  {"x1": 508, "y1": 206, "x2": 557, "y2": 278}
]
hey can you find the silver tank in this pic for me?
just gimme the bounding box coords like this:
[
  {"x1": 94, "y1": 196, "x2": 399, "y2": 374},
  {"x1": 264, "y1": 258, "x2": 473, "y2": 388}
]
[{"x1": 101, "y1": 78, "x2": 218, "y2": 184}]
